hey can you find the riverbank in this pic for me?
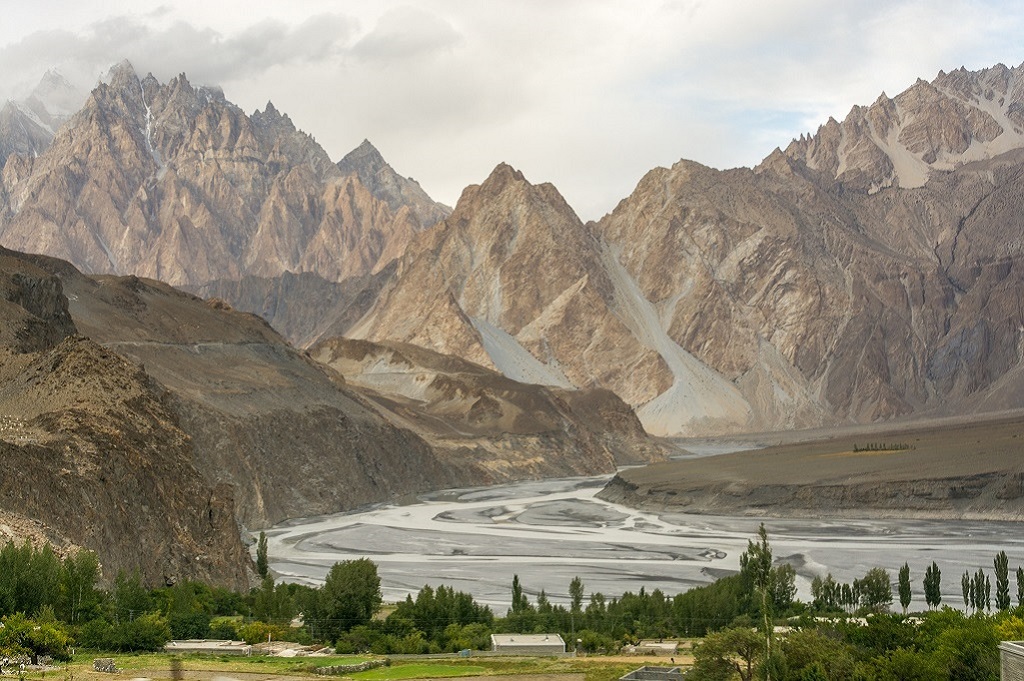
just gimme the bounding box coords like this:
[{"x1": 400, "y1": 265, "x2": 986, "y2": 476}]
[{"x1": 602, "y1": 410, "x2": 1024, "y2": 521}]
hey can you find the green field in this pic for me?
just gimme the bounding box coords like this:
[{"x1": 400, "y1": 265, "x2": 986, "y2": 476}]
[
  {"x1": 352, "y1": 663, "x2": 488, "y2": 679},
  {"x1": 39, "y1": 653, "x2": 644, "y2": 681}
]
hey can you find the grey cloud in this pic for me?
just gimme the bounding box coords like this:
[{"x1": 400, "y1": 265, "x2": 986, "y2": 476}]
[
  {"x1": 0, "y1": 12, "x2": 357, "y2": 97},
  {"x1": 352, "y1": 6, "x2": 462, "y2": 63}
]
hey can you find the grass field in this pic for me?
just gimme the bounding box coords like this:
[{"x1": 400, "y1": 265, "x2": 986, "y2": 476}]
[
  {"x1": 29, "y1": 652, "x2": 651, "y2": 681},
  {"x1": 352, "y1": 663, "x2": 488, "y2": 679}
]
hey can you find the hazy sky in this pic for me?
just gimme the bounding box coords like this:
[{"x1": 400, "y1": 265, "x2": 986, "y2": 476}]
[{"x1": 1, "y1": 1, "x2": 1021, "y2": 219}]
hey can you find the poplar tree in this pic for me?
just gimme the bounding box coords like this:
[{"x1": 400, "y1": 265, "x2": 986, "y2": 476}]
[
  {"x1": 1018, "y1": 566, "x2": 1024, "y2": 606},
  {"x1": 923, "y1": 561, "x2": 941, "y2": 609},
  {"x1": 898, "y1": 563, "x2": 911, "y2": 614},
  {"x1": 995, "y1": 551, "x2": 1011, "y2": 610},
  {"x1": 256, "y1": 531, "x2": 269, "y2": 579}
]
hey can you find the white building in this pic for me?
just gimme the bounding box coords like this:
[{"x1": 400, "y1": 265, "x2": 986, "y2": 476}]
[{"x1": 490, "y1": 634, "x2": 566, "y2": 655}]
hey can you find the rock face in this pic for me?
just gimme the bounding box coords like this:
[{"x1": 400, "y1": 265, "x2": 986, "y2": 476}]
[
  {"x1": 0, "y1": 62, "x2": 445, "y2": 288},
  {"x1": 345, "y1": 62, "x2": 1024, "y2": 436},
  {"x1": 310, "y1": 337, "x2": 665, "y2": 483},
  {"x1": 194, "y1": 266, "x2": 396, "y2": 348},
  {"x1": 337, "y1": 140, "x2": 451, "y2": 229},
  {"x1": 43, "y1": 257, "x2": 453, "y2": 531},
  {"x1": 0, "y1": 248, "x2": 249, "y2": 588},
  {"x1": 785, "y1": 63, "x2": 1024, "y2": 192}
]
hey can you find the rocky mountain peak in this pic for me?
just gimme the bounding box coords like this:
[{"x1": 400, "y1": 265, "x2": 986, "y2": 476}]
[
  {"x1": 784, "y1": 61, "x2": 1024, "y2": 192},
  {"x1": 0, "y1": 62, "x2": 450, "y2": 288},
  {"x1": 336, "y1": 139, "x2": 451, "y2": 229},
  {"x1": 104, "y1": 59, "x2": 139, "y2": 91},
  {"x1": 0, "y1": 68, "x2": 87, "y2": 169},
  {"x1": 28, "y1": 70, "x2": 83, "y2": 117},
  {"x1": 340, "y1": 139, "x2": 386, "y2": 170},
  {"x1": 483, "y1": 162, "x2": 527, "y2": 187}
]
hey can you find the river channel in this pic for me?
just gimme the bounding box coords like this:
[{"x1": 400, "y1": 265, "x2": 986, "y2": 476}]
[{"x1": 264, "y1": 471, "x2": 1024, "y2": 612}]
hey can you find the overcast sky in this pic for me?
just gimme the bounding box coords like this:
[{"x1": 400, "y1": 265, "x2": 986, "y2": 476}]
[{"x1": 1, "y1": 1, "x2": 1022, "y2": 219}]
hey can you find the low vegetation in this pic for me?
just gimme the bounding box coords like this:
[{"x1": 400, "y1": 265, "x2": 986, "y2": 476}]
[{"x1": 1, "y1": 527, "x2": 1022, "y2": 680}]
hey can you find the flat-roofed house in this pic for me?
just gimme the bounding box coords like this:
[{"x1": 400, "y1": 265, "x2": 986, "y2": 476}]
[
  {"x1": 490, "y1": 634, "x2": 566, "y2": 655},
  {"x1": 1000, "y1": 641, "x2": 1024, "y2": 680}
]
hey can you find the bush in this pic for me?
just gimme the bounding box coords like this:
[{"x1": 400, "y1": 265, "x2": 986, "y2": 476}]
[
  {"x1": 237, "y1": 621, "x2": 292, "y2": 645},
  {"x1": 169, "y1": 611, "x2": 211, "y2": 639},
  {"x1": 209, "y1": 617, "x2": 239, "y2": 640},
  {"x1": 79, "y1": 614, "x2": 171, "y2": 652},
  {"x1": 114, "y1": 613, "x2": 172, "y2": 652}
]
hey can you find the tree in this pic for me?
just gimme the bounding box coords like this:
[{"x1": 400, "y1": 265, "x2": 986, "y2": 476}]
[
  {"x1": 781, "y1": 627, "x2": 856, "y2": 680},
  {"x1": 811, "y1": 573, "x2": 841, "y2": 612},
  {"x1": 967, "y1": 569, "x2": 989, "y2": 612},
  {"x1": 252, "y1": 576, "x2": 294, "y2": 623},
  {"x1": 111, "y1": 570, "x2": 153, "y2": 622},
  {"x1": 800, "y1": 662, "x2": 828, "y2": 681},
  {"x1": 924, "y1": 561, "x2": 941, "y2": 609},
  {"x1": 859, "y1": 567, "x2": 892, "y2": 613},
  {"x1": 569, "y1": 576, "x2": 584, "y2": 615},
  {"x1": 690, "y1": 626, "x2": 764, "y2": 681},
  {"x1": 510, "y1": 574, "x2": 528, "y2": 614},
  {"x1": 1019, "y1": 566, "x2": 1024, "y2": 606},
  {"x1": 898, "y1": 563, "x2": 911, "y2": 614},
  {"x1": 769, "y1": 563, "x2": 797, "y2": 612},
  {"x1": 256, "y1": 532, "x2": 269, "y2": 579},
  {"x1": 962, "y1": 571, "x2": 971, "y2": 610},
  {"x1": 871, "y1": 646, "x2": 942, "y2": 680},
  {"x1": 739, "y1": 524, "x2": 781, "y2": 679},
  {"x1": 316, "y1": 558, "x2": 382, "y2": 642},
  {"x1": 0, "y1": 613, "x2": 73, "y2": 663},
  {"x1": 995, "y1": 551, "x2": 1011, "y2": 610},
  {"x1": 116, "y1": 613, "x2": 172, "y2": 651},
  {"x1": 58, "y1": 550, "x2": 101, "y2": 624}
]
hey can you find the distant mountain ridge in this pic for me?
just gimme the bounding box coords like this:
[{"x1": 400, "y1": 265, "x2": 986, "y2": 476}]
[
  {"x1": 0, "y1": 61, "x2": 449, "y2": 288},
  {"x1": 6, "y1": 60, "x2": 1024, "y2": 439},
  {"x1": 785, "y1": 63, "x2": 1024, "y2": 192},
  {"x1": 341, "y1": 61, "x2": 1024, "y2": 435},
  {"x1": 0, "y1": 70, "x2": 84, "y2": 169}
]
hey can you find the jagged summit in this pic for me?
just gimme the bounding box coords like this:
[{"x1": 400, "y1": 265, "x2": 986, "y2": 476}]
[
  {"x1": 0, "y1": 62, "x2": 443, "y2": 287},
  {"x1": 785, "y1": 61, "x2": 1024, "y2": 192},
  {"x1": 336, "y1": 138, "x2": 450, "y2": 228},
  {"x1": 0, "y1": 70, "x2": 85, "y2": 168},
  {"x1": 339, "y1": 138, "x2": 386, "y2": 168},
  {"x1": 482, "y1": 162, "x2": 527, "y2": 186},
  {"x1": 102, "y1": 59, "x2": 139, "y2": 90},
  {"x1": 258, "y1": 100, "x2": 280, "y2": 117}
]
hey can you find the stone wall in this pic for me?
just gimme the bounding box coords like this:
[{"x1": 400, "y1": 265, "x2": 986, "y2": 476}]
[{"x1": 315, "y1": 659, "x2": 388, "y2": 675}]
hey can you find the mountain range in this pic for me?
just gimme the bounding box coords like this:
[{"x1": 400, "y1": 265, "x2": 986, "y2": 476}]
[{"x1": 3, "y1": 60, "x2": 1024, "y2": 584}]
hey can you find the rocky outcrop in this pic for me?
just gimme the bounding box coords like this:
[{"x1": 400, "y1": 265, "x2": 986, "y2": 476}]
[
  {"x1": 310, "y1": 337, "x2": 666, "y2": 482},
  {"x1": 35, "y1": 256, "x2": 453, "y2": 529},
  {"x1": 0, "y1": 250, "x2": 250, "y2": 587}
]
